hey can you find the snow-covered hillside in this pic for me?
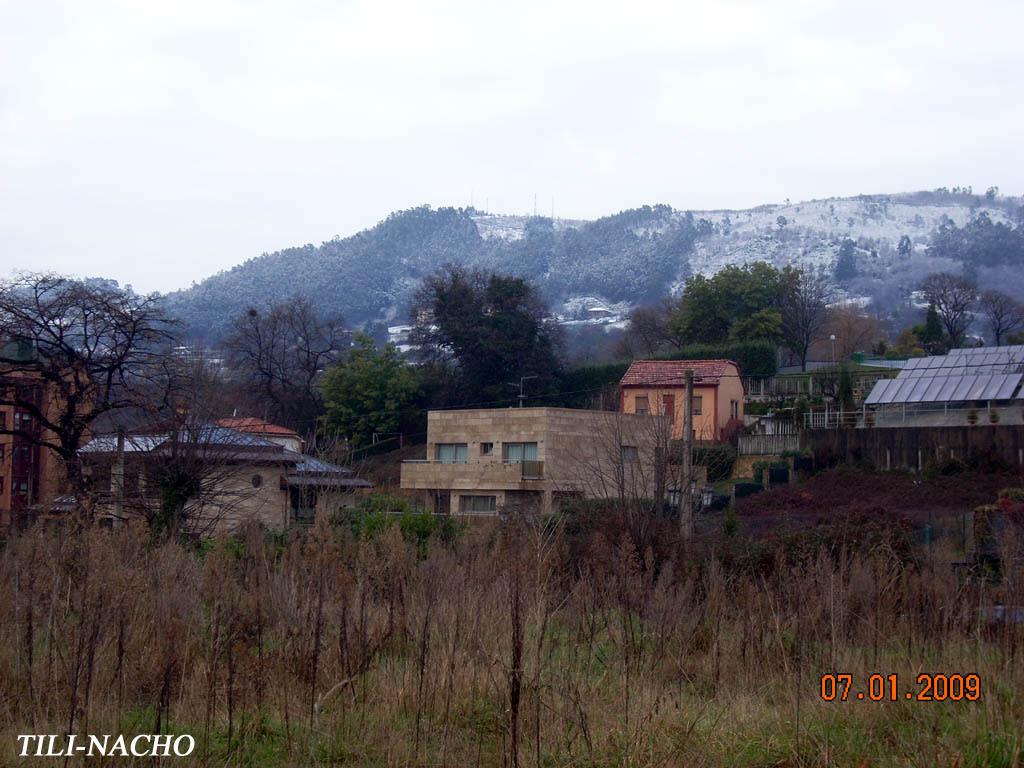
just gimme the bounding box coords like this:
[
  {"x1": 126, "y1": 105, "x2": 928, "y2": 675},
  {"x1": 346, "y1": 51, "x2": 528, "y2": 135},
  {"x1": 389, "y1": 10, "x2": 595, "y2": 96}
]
[
  {"x1": 684, "y1": 197, "x2": 1015, "y2": 279},
  {"x1": 469, "y1": 193, "x2": 1020, "y2": 327},
  {"x1": 167, "y1": 193, "x2": 1022, "y2": 341}
]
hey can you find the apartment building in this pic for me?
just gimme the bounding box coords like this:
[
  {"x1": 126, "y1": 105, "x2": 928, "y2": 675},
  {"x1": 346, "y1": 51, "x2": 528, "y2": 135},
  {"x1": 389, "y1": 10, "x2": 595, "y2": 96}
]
[
  {"x1": 400, "y1": 407, "x2": 671, "y2": 515},
  {"x1": 0, "y1": 377, "x2": 65, "y2": 529},
  {"x1": 619, "y1": 359, "x2": 745, "y2": 442}
]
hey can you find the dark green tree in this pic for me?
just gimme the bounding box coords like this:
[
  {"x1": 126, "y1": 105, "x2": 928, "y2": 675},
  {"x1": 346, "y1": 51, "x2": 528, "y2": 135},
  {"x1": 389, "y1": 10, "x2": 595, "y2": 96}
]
[
  {"x1": 897, "y1": 234, "x2": 912, "y2": 259},
  {"x1": 913, "y1": 303, "x2": 947, "y2": 354},
  {"x1": 836, "y1": 365, "x2": 855, "y2": 412},
  {"x1": 729, "y1": 308, "x2": 783, "y2": 344},
  {"x1": 834, "y1": 239, "x2": 858, "y2": 282},
  {"x1": 410, "y1": 266, "x2": 563, "y2": 403},
  {"x1": 320, "y1": 334, "x2": 420, "y2": 447},
  {"x1": 928, "y1": 213, "x2": 1024, "y2": 269},
  {"x1": 668, "y1": 262, "x2": 786, "y2": 345}
]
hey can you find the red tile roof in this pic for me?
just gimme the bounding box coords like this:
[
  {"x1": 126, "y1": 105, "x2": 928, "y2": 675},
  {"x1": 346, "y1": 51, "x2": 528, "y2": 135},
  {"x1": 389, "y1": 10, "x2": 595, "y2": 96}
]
[
  {"x1": 619, "y1": 359, "x2": 739, "y2": 387},
  {"x1": 216, "y1": 417, "x2": 301, "y2": 438}
]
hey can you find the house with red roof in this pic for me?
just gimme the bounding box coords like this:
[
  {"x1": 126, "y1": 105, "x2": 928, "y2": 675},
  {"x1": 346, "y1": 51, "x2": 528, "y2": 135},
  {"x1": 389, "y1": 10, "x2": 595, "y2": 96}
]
[
  {"x1": 216, "y1": 417, "x2": 305, "y2": 454},
  {"x1": 619, "y1": 360, "x2": 744, "y2": 442}
]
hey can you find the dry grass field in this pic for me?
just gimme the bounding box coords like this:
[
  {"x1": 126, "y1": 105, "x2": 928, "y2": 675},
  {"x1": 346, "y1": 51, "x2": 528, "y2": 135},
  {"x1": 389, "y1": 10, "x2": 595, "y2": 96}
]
[{"x1": 1, "y1": 478, "x2": 1023, "y2": 767}]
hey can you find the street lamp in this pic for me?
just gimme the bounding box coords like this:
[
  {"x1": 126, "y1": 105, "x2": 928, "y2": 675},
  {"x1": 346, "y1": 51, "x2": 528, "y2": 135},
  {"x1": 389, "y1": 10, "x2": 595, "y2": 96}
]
[{"x1": 830, "y1": 334, "x2": 836, "y2": 365}]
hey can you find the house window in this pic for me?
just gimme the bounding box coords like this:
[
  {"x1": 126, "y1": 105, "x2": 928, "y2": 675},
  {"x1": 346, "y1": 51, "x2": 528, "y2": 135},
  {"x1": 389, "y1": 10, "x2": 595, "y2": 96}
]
[
  {"x1": 480, "y1": 442, "x2": 493, "y2": 456},
  {"x1": 459, "y1": 495, "x2": 497, "y2": 514},
  {"x1": 661, "y1": 394, "x2": 675, "y2": 424},
  {"x1": 731, "y1": 400, "x2": 739, "y2": 419},
  {"x1": 621, "y1": 445, "x2": 639, "y2": 463},
  {"x1": 502, "y1": 442, "x2": 538, "y2": 464},
  {"x1": 693, "y1": 396, "x2": 703, "y2": 416},
  {"x1": 251, "y1": 474, "x2": 263, "y2": 488},
  {"x1": 436, "y1": 443, "x2": 468, "y2": 464},
  {"x1": 0, "y1": 412, "x2": 6, "y2": 429},
  {"x1": 15, "y1": 412, "x2": 31, "y2": 430},
  {"x1": 634, "y1": 395, "x2": 649, "y2": 415},
  {"x1": 0, "y1": 477, "x2": 4, "y2": 494},
  {"x1": 0, "y1": 444, "x2": 5, "y2": 463}
]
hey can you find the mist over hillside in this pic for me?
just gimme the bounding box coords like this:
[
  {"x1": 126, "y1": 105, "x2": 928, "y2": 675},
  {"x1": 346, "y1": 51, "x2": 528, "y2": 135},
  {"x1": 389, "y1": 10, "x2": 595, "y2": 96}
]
[{"x1": 164, "y1": 190, "x2": 1023, "y2": 343}]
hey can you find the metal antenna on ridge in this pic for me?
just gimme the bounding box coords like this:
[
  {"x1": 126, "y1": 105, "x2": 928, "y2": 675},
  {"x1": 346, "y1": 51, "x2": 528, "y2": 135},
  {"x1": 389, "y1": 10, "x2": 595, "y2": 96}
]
[{"x1": 507, "y1": 375, "x2": 538, "y2": 408}]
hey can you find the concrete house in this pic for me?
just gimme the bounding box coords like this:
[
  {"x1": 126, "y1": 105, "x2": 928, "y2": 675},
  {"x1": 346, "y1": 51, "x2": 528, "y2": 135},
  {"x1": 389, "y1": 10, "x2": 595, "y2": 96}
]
[
  {"x1": 619, "y1": 360, "x2": 745, "y2": 442},
  {"x1": 79, "y1": 422, "x2": 371, "y2": 532},
  {"x1": 400, "y1": 407, "x2": 670, "y2": 515}
]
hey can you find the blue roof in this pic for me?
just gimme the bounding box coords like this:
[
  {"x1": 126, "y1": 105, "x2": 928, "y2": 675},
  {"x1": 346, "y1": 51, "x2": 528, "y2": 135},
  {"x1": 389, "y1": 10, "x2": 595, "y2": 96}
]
[{"x1": 80, "y1": 424, "x2": 282, "y2": 454}]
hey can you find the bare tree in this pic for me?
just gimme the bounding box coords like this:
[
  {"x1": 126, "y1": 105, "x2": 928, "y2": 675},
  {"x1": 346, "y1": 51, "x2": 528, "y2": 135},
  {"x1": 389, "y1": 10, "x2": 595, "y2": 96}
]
[
  {"x1": 779, "y1": 269, "x2": 831, "y2": 372},
  {"x1": 82, "y1": 352, "x2": 290, "y2": 537},
  {"x1": 920, "y1": 272, "x2": 977, "y2": 348},
  {"x1": 818, "y1": 304, "x2": 885, "y2": 360},
  {"x1": 978, "y1": 289, "x2": 1024, "y2": 346},
  {"x1": 226, "y1": 297, "x2": 348, "y2": 431},
  {"x1": 622, "y1": 303, "x2": 679, "y2": 356},
  {"x1": 0, "y1": 274, "x2": 172, "y2": 497}
]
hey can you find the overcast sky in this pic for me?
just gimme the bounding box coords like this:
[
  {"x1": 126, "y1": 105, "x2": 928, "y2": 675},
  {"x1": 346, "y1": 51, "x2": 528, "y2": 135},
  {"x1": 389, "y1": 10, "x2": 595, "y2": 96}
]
[{"x1": 1, "y1": 1, "x2": 1021, "y2": 293}]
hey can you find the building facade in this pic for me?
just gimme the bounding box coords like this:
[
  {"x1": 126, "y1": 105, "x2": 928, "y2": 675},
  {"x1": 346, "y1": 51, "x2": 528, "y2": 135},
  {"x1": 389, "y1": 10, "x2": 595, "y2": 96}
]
[
  {"x1": 79, "y1": 423, "x2": 371, "y2": 532},
  {"x1": 400, "y1": 407, "x2": 671, "y2": 515},
  {"x1": 619, "y1": 359, "x2": 745, "y2": 442},
  {"x1": 0, "y1": 376, "x2": 65, "y2": 529}
]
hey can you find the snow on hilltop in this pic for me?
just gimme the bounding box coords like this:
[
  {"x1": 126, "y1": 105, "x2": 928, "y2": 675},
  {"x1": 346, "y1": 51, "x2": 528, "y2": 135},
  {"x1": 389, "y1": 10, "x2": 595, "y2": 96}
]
[{"x1": 166, "y1": 192, "x2": 1022, "y2": 341}]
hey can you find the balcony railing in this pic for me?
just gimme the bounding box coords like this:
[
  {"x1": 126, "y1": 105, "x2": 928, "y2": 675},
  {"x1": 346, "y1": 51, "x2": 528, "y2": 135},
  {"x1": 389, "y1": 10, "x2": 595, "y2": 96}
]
[
  {"x1": 400, "y1": 459, "x2": 546, "y2": 486},
  {"x1": 803, "y1": 403, "x2": 1024, "y2": 429},
  {"x1": 520, "y1": 460, "x2": 544, "y2": 480}
]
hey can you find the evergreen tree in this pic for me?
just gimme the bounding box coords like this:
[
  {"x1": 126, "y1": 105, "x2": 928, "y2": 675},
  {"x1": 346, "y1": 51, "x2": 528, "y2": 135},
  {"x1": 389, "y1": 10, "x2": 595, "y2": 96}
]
[
  {"x1": 320, "y1": 334, "x2": 420, "y2": 448},
  {"x1": 668, "y1": 262, "x2": 786, "y2": 345},
  {"x1": 918, "y1": 304, "x2": 947, "y2": 354},
  {"x1": 410, "y1": 266, "x2": 563, "y2": 404},
  {"x1": 834, "y1": 239, "x2": 858, "y2": 281},
  {"x1": 897, "y1": 234, "x2": 912, "y2": 258}
]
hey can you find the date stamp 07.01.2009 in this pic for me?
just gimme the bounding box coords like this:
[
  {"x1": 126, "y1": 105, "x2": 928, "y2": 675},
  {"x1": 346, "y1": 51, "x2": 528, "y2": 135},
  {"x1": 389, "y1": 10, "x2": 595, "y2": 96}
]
[{"x1": 819, "y1": 673, "x2": 980, "y2": 702}]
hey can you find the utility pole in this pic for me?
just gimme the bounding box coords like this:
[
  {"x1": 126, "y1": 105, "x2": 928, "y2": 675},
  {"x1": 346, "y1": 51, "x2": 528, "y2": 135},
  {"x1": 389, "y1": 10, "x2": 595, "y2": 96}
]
[
  {"x1": 680, "y1": 369, "x2": 694, "y2": 539},
  {"x1": 112, "y1": 427, "x2": 125, "y2": 523}
]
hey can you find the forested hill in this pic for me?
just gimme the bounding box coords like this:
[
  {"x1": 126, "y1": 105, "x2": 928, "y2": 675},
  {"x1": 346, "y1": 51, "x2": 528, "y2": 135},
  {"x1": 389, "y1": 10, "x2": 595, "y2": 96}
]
[
  {"x1": 164, "y1": 191, "x2": 1023, "y2": 342},
  {"x1": 165, "y1": 204, "x2": 701, "y2": 341}
]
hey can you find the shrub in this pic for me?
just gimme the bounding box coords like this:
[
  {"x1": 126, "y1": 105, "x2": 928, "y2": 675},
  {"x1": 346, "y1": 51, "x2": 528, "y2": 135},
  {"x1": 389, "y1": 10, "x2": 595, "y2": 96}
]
[
  {"x1": 733, "y1": 481, "x2": 764, "y2": 499},
  {"x1": 923, "y1": 455, "x2": 968, "y2": 479},
  {"x1": 743, "y1": 400, "x2": 772, "y2": 416},
  {"x1": 554, "y1": 361, "x2": 631, "y2": 408},
  {"x1": 722, "y1": 506, "x2": 740, "y2": 537},
  {"x1": 661, "y1": 339, "x2": 777, "y2": 377},
  {"x1": 331, "y1": 492, "x2": 464, "y2": 555},
  {"x1": 997, "y1": 488, "x2": 1024, "y2": 523},
  {"x1": 998, "y1": 487, "x2": 1024, "y2": 503}
]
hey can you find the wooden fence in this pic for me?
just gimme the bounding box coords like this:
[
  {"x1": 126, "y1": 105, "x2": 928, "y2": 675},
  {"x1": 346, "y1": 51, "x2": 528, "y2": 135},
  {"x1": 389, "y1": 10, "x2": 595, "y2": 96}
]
[{"x1": 801, "y1": 424, "x2": 1024, "y2": 472}]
